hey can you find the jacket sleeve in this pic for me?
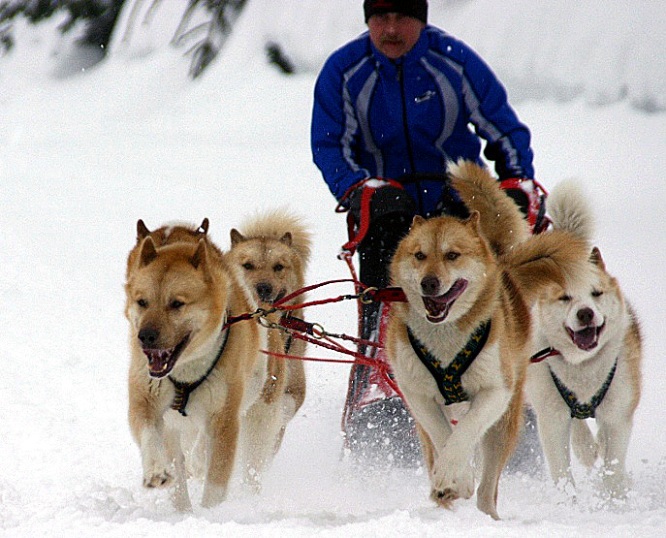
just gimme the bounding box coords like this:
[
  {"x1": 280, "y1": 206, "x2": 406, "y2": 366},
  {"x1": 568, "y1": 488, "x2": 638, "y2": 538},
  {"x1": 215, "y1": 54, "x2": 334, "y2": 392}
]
[
  {"x1": 311, "y1": 57, "x2": 369, "y2": 201},
  {"x1": 460, "y1": 47, "x2": 535, "y2": 180}
]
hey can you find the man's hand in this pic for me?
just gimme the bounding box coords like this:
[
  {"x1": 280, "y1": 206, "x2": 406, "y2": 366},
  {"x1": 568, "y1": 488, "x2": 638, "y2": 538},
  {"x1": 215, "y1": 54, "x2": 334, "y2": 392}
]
[{"x1": 500, "y1": 178, "x2": 549, "y2": 233}]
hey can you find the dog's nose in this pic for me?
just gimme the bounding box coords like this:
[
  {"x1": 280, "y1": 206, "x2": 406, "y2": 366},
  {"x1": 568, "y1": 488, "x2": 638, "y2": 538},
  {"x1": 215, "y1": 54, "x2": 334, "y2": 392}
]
[
  {"x1": 138, "y1": 327, "x2": 160, "y2": 348},
  {"x1": 420, "y1": 275, "x2": 440, "y2": 296},
  {"x1": 256, "y1": 282, "x2": 273, "y2": 302},
  {"x1": 577, "y1": 307, "x2": 594, "y2": 326}
]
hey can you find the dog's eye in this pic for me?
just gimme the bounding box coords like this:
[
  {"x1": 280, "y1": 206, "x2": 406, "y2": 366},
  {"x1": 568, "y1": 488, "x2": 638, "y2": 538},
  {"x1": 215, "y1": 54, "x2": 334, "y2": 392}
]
[
  {"x1": 414, "y1": 251, "x2": 426, "y2": 261},
  {"x1": 592, "y1": 289, "x2": 603, "y2": 298},
  {"x1": 170, "y1": 299, "x2": 185, "y2": 310},
  {"x1": 242, "y1": 262, "x2": 254, "y2": 270},
  {"x1": 137, "y1": 298, "x2": 148, "y2": 308},
  {"x1": 559, "y1": 294, "x2": 572, "y2": 302},
  {"x1": 445, "y1": 251, "x2": 460, "y2": 261},
  {"x1": 273, "y1": 264, "x2": 284, "y2": 272}
]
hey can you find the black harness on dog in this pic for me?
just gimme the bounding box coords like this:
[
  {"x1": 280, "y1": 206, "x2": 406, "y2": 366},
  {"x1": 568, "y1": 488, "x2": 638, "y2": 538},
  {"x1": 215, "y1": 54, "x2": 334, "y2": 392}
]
[
  {"x1": 549, "y1": 358, "x2": 618, "y2": 419},
  {"x1": 407, "y1": 320, "x2": 491, "y2": 405},
  {"x1": 168, "y1": 327, "x2": 230, "y2": 417}
]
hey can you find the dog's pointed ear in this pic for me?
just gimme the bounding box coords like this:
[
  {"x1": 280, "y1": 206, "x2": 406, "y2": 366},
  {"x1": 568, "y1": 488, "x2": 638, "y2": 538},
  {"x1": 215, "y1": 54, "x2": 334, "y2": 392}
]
[
  {"x1": 280, "y1": 232, "x2": 293, "y2": 246},
  {"x1": 466, "y1": 210, "x2": 481, "y2": 228},
  {"x1": 230, "y1": 228, "x2": 245, "y2": 246},
  {"x1": 191, "y1": 239, "x2": 208, "y2": 270},
  {"x1": 137, "y1": 219, "x2": 151, "y2": 241},
  {"x1": 590, "y1": 246, "x2": 607, "y2": 270},
  {"x1": 139, "y1": 236, "x2": 158, "y2": 266},
  {"x1": 198, "y1": 218, "x2": 209, "y2": 235},
  {"x1": 411, "y1": 215, "x2": 426, "y2": 229}
]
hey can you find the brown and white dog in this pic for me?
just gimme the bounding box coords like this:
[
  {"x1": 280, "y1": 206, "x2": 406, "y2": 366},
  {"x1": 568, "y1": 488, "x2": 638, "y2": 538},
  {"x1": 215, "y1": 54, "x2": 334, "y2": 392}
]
[
  {"x1": 386, "y1": 161, "x2": 590, "y2": 519},
  {"x1": 526, "y1": 180, "x2": 642, "y2": 498},
  {"x1": 227, "y1": 209, "x2": 311, "y2": 490},
  {"x1": 125, "y1": 219, "x2": 269, "y2": 510}
]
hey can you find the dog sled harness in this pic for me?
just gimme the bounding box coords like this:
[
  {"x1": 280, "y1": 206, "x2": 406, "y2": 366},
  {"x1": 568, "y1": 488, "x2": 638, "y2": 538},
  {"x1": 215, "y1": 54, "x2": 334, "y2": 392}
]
[
  {"x1": 549, "y1": 358, "x2": 618, "y2": 419},
  {"x1": 168, "y1": 327, "x2": 230, "y2": 417},
  {"x1": 407, "y1": 320, "x2": 491, "y2": 405}
]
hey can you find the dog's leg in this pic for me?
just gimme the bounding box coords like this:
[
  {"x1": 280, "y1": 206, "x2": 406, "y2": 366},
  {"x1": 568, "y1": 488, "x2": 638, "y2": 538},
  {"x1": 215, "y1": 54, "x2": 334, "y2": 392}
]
[
  {"x1": 137, "y1": 425, "x2": 173, "y2": 488},
  {"x1": 165, "y1": 427, "x2": 192, "y2": 511},
  {"x1": 201, "y1": 405, "x2": 241, "y2": 507},
  {"x1": 129, "y1": 385, "x2": 174, "y2": 490},
  {"x1": 535, "y1": 410, "x2": 576, "y2": 493},
  {"x1": 284, "y1": 342, "x2": 307, "y2": 417},
  {"x1": 432, "y1": 386, "x2": 512, "y2": 504},
  {"x1": 242, "y1": 397, "x2": 285, "y2": 493},
  {"x1": 274, "y1": 350, "x2": 307, "y2": 453},
  {"x1": 399, "y1": 390, "x2": 456, "y2": 507},
  {"x1": 476, "y1": 389, "x2": 524, "y2": 520},
  {"x1": 597, "y1": 418, "x2": 633, "y2": 498}
]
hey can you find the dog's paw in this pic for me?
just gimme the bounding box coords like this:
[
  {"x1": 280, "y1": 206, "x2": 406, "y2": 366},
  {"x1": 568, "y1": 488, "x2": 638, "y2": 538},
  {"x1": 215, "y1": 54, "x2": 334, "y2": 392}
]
[
  {"x1": 143, "y1": 469, "x2": 173, "y2": 488},
  {"x1": 430, "y1": 487, "x2": 457, "y2": 509},
  {"x1": 432, "y1": 457, "x2": 475, "y2": 501}
]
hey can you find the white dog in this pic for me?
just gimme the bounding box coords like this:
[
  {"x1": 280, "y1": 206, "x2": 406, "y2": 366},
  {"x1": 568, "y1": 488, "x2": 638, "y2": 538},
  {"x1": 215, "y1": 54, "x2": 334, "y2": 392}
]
[{"x1": 526, "y1": 180, "x2": 642, "y2": 498}]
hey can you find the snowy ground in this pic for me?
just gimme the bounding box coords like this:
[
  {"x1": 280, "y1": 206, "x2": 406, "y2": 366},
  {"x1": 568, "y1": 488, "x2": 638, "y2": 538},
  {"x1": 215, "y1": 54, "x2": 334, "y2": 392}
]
[{"x1": 1, "y1": 2, "x2": 666, "y2": 536}]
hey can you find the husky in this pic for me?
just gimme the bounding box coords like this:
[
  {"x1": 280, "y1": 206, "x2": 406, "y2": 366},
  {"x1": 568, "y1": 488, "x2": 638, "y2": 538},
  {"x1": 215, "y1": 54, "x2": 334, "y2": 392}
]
[
  {"x1": 526, "y1": 180, "x2": 642, "y2": 498},
  {"x1": 125, "y1": 219, "x2": 269, "y2": 510},
  {"x1": 385, "y1": 161, "x2": 590, "y2": 519},
  {"x1": 226, "y1": 209, "x2": 311, "y2": 489}
]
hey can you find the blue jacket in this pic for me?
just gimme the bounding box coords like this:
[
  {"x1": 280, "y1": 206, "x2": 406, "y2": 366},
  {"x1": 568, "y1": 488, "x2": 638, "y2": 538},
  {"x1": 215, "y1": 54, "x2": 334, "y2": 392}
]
[{"x1": 311, "y1": 26, "x2": 534, "y2": 215}]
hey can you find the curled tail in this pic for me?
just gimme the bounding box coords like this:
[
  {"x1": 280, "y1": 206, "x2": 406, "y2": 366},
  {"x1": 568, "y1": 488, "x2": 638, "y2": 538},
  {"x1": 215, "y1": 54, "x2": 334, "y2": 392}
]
[
  {"x1": 448, "y1": 160, "x2": 530, "y2": 256},
  {"x1": 235, "y1": 208, "x2": 312, "y2": 266},
  {"x1": 547, "y1": 179, "x2": 595, "y2": 242}
]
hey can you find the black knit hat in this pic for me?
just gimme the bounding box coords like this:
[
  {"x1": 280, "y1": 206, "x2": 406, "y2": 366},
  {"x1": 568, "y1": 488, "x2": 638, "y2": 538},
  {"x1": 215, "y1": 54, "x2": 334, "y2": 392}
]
[{"x1": 364, "y1": 0, "x2": 428, "y2": 24}]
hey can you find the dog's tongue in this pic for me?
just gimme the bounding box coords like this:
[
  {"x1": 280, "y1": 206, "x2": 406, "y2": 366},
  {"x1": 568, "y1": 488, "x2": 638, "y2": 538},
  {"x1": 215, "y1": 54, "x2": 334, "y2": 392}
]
[
  {"x1": 143, "y1": 347, "x2": 177, "y2": 378},
  {"x1": 423, "y1": 279, "x2": 468, "y2": 323},
  {"x1": 569, "y1": 327, "x2": 599, "y2": 351}
]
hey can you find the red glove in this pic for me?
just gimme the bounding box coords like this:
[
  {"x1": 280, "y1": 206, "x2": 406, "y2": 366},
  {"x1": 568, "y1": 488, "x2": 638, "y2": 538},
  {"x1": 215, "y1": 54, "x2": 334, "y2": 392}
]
[{"x1": 500, "y1": 178, "x2": 549, "y2": 233}]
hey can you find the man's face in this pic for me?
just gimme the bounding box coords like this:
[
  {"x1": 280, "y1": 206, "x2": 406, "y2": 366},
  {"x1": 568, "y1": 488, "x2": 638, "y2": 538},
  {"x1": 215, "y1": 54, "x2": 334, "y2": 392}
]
[{"x1": 368, "y1": 13, "x2": 425, "y2": 60}]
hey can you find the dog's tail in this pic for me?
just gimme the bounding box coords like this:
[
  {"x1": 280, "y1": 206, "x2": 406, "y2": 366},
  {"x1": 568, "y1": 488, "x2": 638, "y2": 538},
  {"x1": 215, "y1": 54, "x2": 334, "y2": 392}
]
[
  {"x1": 448, "y1": 160, "x2": 530, "y2": 256},
  {"x1": 237, "y1": 208, "x2": 312, "y2": 266},
  {"x1": 571, "y1": 419, "x2": 599, "y2": 467},
  {"x1": 503, "y1": 230, "x2": 591, "y2": 304},
  {"x1": 547, "y1": 179, "x2": 595, "y2": 242}
]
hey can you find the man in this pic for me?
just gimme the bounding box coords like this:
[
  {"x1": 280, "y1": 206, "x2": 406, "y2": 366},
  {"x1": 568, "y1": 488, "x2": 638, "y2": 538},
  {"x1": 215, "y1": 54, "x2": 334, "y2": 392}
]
[{"x1": 311, "y1": 0, "x2": 544, "y2": 465}]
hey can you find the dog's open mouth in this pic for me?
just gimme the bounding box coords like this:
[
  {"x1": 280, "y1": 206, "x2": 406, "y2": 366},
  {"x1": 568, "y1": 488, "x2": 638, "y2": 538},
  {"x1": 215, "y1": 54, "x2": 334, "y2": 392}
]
[
  {"x1": 422, "y1": 279, "x2": 468, "y2": 323},
  {"x1": 566, "y1": 322, "x2": 605, "y2": 351},
  {"x1": 142, "y1": 335, "x2": 190, "y2": 378}
]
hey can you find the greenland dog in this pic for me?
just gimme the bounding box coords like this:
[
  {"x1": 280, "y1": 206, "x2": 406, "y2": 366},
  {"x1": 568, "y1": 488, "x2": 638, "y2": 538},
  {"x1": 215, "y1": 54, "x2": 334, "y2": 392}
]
[
  {"x1": 526, "y1": 180, "x2": 642, "y2": 498},
  {"x1": 125, "y1": 219, "x2": 269, "y2": 510},
  {"x1": 227, "y1": 209, "x2": 311, "y2": 487},
  {"x1": 386, "y1": 161, "x2": 590, "y2": 519}
]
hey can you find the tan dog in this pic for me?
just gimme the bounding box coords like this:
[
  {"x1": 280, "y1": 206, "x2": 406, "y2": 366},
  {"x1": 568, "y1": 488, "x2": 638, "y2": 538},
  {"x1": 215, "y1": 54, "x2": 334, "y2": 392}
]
[
  {"x1": 526, "y1": 180, "x2": 642, "y2": 499},
  {"x1": 125, "y1": 219, "x2": 268, "y2": 510},
  {"x1": 227, "y1": 210, "x2": 311, "y2": 481},
  {"x1": 386, "y1": 161, "x2": 590, "y2": 519}
]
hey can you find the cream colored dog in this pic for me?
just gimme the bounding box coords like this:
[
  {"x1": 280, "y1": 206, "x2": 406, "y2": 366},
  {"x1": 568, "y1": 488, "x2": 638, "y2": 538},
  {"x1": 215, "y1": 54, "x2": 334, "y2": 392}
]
[
  {"x1": 125, "y1": 219, "x2": 268, "y2": 510},
  {"x1": 526, "y1": 180, "x2": 642, "y2": 498},
  {"x1": 227, "y1": 209, "x2": 311, "y2": 490},
  {"x1": 386, "y1": 161, "x2": 590, "y2": 519}
]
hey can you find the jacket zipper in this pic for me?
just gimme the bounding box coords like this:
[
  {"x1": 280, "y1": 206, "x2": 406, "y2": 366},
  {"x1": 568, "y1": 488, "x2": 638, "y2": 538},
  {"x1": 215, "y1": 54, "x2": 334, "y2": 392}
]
[{"x1": 397, "y1": 63, "x2": 423, "y2": 209}]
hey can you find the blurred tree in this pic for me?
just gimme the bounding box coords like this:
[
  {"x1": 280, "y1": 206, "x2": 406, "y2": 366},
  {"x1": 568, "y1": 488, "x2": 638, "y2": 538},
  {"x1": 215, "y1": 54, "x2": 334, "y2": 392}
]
[
  {"x1": 0, "y1": 0, "x2": 125, "y2": 55},
  {"x1": 1, "y1": 0, "x2": 248, "y2": 78}
]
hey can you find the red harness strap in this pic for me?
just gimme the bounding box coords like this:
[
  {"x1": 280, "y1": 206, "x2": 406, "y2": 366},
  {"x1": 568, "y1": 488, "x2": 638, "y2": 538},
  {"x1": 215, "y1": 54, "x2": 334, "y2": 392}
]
[{"x1": 335, "y1": 178, "x2": 405, "y2": 255}]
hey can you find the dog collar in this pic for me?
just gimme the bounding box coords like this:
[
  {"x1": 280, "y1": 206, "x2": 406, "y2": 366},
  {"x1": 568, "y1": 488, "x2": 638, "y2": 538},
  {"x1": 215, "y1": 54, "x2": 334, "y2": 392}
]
[
  {"x1": 549, "y1": 358, "x2": 618, "y2": 419},
  {"x1": 168, "y1": 325, "x2": 230, "y2": 417},
  {"x1": 530, "y1": 347, "x2": 560, "y2": 363},
  {"x1": 407, "y1": 320, "x2": 491, "y2": 405}
]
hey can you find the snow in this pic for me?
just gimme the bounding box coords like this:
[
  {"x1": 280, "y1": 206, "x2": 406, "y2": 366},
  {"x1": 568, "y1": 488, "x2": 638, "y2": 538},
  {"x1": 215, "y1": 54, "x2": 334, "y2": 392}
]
[{"x1": 1, "y1": 1, "x2": 665, "y2": 536}]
